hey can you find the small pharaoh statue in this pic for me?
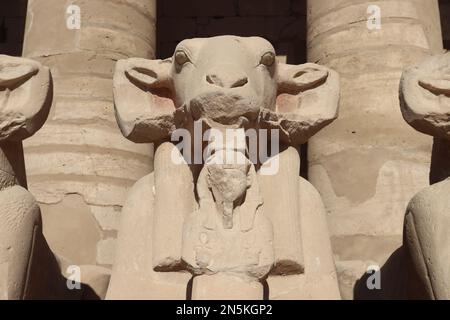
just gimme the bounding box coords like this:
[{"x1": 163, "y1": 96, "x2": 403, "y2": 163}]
[{"x1": 182, "y1": 148, "x2": 274, "y2": 298}]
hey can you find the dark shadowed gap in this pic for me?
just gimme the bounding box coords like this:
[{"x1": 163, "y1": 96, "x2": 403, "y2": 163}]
[{"x1": 0, "y1": 0, "x2": 28, "y2": 56}]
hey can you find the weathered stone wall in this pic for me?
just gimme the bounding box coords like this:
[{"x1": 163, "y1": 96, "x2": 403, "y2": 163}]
[
  {"x1": 0, "y1": 0, "x2": 27, "y2": 56},
  {"x1": 156, "y1": 0, "x2": 307, "y2": 63},
  {"x1": 21, "y1": 0, "x2": 156, "y2": 267}
]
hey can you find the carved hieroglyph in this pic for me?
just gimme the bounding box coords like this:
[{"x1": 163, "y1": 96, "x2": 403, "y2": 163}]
[
  {"x1": 0, "y1": 55, "x2": 52, "y2": 299},
  {"x1": 107, "y1": 36, "x2": 341, "y2": 300},
  {"x1": 400, "y1": 52, "x2": 450, "y2": 299}
]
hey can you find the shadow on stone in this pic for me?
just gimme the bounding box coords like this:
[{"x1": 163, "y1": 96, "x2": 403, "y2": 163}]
[{"x1": 354, "y1": 246, "x2": 429, "y2": 300}]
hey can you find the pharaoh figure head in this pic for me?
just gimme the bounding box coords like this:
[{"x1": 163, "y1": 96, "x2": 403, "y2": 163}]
[
  {"x1": 205, "y1": 150, "x2": 252, "y2": 229},
  {"x1": 113, "y1": 36, "x2": 340, "y2": 146}
]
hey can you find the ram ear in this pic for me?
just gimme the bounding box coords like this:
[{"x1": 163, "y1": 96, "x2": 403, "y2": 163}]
[
  {"x1": 419, "y1": 77, "x2": 450, "y2": 96},
  {"x1": 400, "y1": 53, "x2": 450, "y2": 140},
  {"x1": 261, "y1": 62, "x2": 339, "y2": 145},
  {"x1": 0, "y1": 55, "x2": 52, "y2": 142},
  {"x1": 113, "y1": 58, "x2": 176, "y2": 143}
]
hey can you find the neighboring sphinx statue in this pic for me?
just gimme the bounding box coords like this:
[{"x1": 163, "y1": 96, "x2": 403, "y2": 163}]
[
  {"x1": 0, "y1": 55, "x2": 52, "y2": 299},
  {"x1": 181, "y1": 148, "x2": 275, "y2": 298},
  {"x1": 107, "y1": 36, "x2": 341, "y2": 300},
  {"x1": 0, "y1": 55, "x2": 110, "y2": 300},
  {"x1": 400, "y1": 52, "x2": 450, "y2": 299}
]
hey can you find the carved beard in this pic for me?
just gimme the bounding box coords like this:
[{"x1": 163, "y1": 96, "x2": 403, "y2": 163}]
[
  {"x1": 222, "y1": 201, "x2": 234, "y2": 229},
  {"x1": 210, "y1": 186, "x2": 247, "y2": 230}
]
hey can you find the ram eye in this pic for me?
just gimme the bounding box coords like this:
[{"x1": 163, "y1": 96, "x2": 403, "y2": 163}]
[
  {"x1": 260, "y1": 52, "x2": 275, "y2": 67},
  {"x1": 174, "y1": 50, "x2": 190, "y2": 66}
]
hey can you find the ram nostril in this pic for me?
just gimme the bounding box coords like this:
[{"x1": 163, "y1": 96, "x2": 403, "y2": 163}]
[
  {"x1": 231, "y1": 77, "x2": 248, "y2": 88},
  {"x1": 206, "y1": 73, "x2": 248, "y2": 88},
  {"x1": 206, "y1": 74, "x2": 223, "y2": 87}
]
